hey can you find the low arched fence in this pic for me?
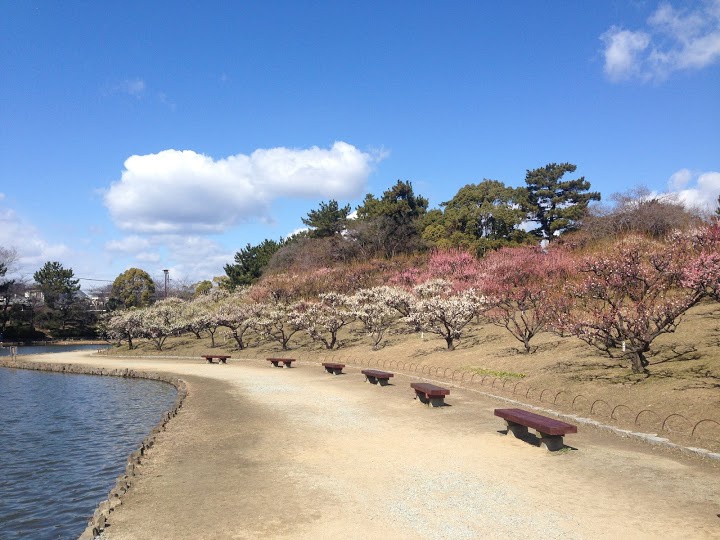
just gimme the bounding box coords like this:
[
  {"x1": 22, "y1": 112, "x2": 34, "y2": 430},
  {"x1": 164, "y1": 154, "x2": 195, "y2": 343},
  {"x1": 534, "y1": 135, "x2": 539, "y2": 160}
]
[{"x1": 313, "y1": 353, "x2": 720, "y2": 447}]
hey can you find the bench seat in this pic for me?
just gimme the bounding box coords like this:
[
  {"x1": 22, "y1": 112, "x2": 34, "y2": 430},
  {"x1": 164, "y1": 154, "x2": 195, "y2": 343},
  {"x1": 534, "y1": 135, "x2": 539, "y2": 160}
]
[
  {"x1": 322, "y1": 362, "x2": 345, "y2": 375},
  {"x1": 267, "y1": 358, "x2": 295, "y2": 368},
  {"x1": 202, "y1": 355, "x2": 231, "y2": 364},
  {"x1": 495, "y1": 408, "x2": 577, "y2": 451},
  {"x1": 361, "y1": 369, "x2": 394, "y2": 386},
  {"x1": 410, "y1": 382, "x2": 449, "y2": 407}
]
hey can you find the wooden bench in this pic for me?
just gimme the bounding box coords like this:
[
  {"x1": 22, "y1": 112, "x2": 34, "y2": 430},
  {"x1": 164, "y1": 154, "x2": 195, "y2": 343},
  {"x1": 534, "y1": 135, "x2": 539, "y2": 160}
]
[
  {"x1": 322, "y1": 362, "x2": 345, "y2": 375},
  {"x1": 495, "y1": 408, "x2": 577, "y2": 451},
  {"x1": 410, "y1": 382, "x2": 449, "y2": 407},
  {"x1": 361, "y1": 369, "x2": 394, "y2": 386},
  {"x1": 202, "y1": 354, "x2": 231, "y2": 364},
  {"x1": 267, "y1": 357, "x2": 295, "y2": 368}
]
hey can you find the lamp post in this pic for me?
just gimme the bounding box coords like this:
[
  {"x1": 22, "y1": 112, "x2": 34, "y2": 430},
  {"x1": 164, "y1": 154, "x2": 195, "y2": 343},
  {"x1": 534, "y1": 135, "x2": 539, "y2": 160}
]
[{"x1": 163, "y1": 269, "x2": 169, "y2": 298}]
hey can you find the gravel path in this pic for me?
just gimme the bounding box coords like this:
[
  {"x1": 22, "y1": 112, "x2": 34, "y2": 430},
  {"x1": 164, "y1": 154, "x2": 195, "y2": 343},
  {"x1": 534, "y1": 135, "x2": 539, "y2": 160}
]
[{"x1": 24, "y1": 353, "x2": 720, "y2": 539}]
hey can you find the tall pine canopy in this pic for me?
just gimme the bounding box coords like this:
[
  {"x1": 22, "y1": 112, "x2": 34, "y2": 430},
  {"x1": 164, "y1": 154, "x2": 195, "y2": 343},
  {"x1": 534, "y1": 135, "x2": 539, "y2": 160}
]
[
  {"x1": 33, "y1": 261, "x2": 80, "y2": 309},
  {"x1": 301, "y1": 200, "x2": 351, "y2": 238},
  {"x1": 522, "y1": 162, "x2": 600, "y2": 239}
]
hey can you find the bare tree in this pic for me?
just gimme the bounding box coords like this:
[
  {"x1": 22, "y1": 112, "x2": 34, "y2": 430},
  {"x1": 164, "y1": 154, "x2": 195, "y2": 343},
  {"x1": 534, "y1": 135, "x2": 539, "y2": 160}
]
[{"x1": 581, "y1": 187, "x2": 703, "y2": 243}]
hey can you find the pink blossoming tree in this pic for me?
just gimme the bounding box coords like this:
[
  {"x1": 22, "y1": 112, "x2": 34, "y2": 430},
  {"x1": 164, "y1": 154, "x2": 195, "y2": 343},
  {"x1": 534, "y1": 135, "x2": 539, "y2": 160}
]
[
  {"x1": 479, "y1": 246, "x2": 572, "y2": 353},
  {"x1": 560, "y1": 234, "x2": 714, "y2": 374}
]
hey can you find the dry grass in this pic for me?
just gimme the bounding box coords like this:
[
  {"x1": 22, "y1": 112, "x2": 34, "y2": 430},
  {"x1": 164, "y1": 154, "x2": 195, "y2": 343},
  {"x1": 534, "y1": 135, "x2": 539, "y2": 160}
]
[{"x1": 103, "y1": 300, "x2": 720, "y2": 451}]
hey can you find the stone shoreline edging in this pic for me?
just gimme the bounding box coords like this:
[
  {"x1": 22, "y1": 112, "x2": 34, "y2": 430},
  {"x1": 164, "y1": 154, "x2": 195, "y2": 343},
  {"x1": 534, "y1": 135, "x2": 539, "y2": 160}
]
[{"x1": 0, "y1": 357, "x2": 188, "y2": 540}]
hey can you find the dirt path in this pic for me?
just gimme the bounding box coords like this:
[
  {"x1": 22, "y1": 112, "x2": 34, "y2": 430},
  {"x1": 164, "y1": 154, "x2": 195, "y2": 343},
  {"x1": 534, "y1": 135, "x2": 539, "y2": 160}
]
[{"x1": 21, "y1": 353, "x2": 720, "y2": 539}]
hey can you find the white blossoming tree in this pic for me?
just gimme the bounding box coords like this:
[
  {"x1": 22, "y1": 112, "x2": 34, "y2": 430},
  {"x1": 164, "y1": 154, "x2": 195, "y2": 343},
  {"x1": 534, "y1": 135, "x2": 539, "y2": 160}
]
[
  {"x1": 140, "y1": 297, "x2": 187, "y2": 351},
  {"x1": 383, "y1": 286, "x2": 414, "y2": 317},
  {"x1": 348, "y1": 287, "x2": 400, "y2": 350},
  {"x1": 253, "y1": 302, "x2": 304, "y2": 351},
  {"x1": 291, "y1": 292, "x2": 354, "y2": 350},
  {"x1": 215, "y1": 293, "x2": 262, "y2": 350},
  {"x1": 103, "y1": 308, "x2": 144, "y2": 349},
  {"x1": 183, "y1": 300, "x2": 212, "y2": 341},
  {"x1": 185, "y1": 288, "x2": 230, "y2": 346},
  {"x1": 405, "y1": 280, "x2": 481, "y2": 350}
]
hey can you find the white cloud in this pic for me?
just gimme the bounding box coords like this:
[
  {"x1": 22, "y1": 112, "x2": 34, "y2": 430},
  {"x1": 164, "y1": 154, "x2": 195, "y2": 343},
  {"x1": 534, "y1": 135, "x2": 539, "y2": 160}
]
[
  {"x1": 668, "y1": 168, "x2": 692, "y2": 190},
  {"x1": 0, "y1": 206, "x2": 70, "y2": 275},
  {"x1": 135, "y1": 251, "x2": 161, "y2": 263},
  {"x1": 105, "y1": 233, "x2": 234, "y2": 284},
  {"x1": 667, "y1": 169, "x2": 720, "y2": 210},
  {"x1": 287, "y1": 227, "x2": 309, "y2": 238},
  {"x1": 601, "y1": 0, "x2": 720, "y2": 82},
  {"x1": 601, "y1": 27, "x2": 651, "y2": 81},
  {"x1": 105, "y1": 235, "x2": 151, "y2": 253},
  {"x1": 0, "y1": 192, "x2": 5, "y2": 201},
  {"x1": 104, "y1": 141, "x2": 380, "y2": 234}
]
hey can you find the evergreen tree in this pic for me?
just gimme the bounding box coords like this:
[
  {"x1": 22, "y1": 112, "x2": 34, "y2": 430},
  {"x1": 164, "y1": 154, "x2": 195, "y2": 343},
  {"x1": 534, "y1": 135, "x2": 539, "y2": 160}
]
[
  {"x1": 301, "y1": 200, "x2": 351, "y2": 238},
  {"x1": 353, "y1": 180, "x2": 429, "y2": 257},
  {"x1": 111, "y1": 268, "x2": 156, "y2": 309},
  {"x1": 224, "y1": 238, "x2": 284, "y2": 289},
  {"x1": 33, "y1": 261, "x2": 80, "y2": 309},
  {"x1": 521, "y1": 163, "x2": 600, "y2": 239},
  {"x1": 431, "y1": 179, "x2": 532, "y2": 253}
]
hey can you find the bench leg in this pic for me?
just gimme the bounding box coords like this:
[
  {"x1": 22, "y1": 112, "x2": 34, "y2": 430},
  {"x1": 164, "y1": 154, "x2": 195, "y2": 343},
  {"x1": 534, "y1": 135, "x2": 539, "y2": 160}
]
[
  {"x1": 414, "y1": 391, "x2": 445, "y2": 407},
  {"x1": 206, "y1": 359, "x2": 213, "y2": 364},
  {"x1": 428, "y1": 396, "x2": 445, "y2": 408},
  {"x1": 539, "y1": 433, "x2": 565, "y2": 452},
  {"x1": 332, "y1": 369, "x2": 342, "y2": 375},
  {"x1": 378, "y1": 378, "x2": 389, "y2": 386},
  {"x1": 505, "y1": 421, "x2": 529, "y2": 438},
  {"x1": 282, "y1": 362, "x2": 292, "y2": 368},
  {"x1": 365, "y1": 375, "x2": 378, "y2": 384}
]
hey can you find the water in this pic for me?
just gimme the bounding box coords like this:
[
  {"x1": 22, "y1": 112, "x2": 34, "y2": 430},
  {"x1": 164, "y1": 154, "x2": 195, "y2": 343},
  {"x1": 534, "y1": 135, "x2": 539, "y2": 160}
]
[
  {"x1": 0, "y1": 344, "x2": 111, "y2": 356},
  {"x1": 0, "y1": 367, "x2": 177, "y2": 539}
]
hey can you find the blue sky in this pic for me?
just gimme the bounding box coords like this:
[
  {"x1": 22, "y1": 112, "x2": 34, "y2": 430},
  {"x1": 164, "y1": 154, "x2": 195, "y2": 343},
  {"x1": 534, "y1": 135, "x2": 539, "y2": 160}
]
[{"x1": 2, "y1": 1, "x2": 719, "y2": 290}]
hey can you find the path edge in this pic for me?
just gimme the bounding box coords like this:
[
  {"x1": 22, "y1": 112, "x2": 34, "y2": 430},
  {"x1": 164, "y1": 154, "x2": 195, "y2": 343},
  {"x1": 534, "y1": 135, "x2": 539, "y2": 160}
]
[{"x1": 0, "y1": 357, "x2": 188, "y2": 540}]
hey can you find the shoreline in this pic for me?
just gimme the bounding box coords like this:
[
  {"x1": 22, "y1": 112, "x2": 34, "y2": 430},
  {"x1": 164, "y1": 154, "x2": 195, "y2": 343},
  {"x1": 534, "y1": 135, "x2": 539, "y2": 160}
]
[
  {"x1": 0, "y1": 356, "x2": 187, "y2": 539},
  {"x1": 3, "y1": 352, "x2": 720, "y2": 539}
]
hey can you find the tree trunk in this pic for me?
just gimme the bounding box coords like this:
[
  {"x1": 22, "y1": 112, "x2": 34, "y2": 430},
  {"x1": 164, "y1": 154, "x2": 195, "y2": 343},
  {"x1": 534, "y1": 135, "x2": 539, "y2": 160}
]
[
  {"x1": 630, "y1": 350, "x2": 649, "y2": 374},
  {"x1": 231, "y1": 330, "x2": 245, "y2": 350},
  {"x1": 445, "y1": 336, "x2": 455, "y2": 350}
]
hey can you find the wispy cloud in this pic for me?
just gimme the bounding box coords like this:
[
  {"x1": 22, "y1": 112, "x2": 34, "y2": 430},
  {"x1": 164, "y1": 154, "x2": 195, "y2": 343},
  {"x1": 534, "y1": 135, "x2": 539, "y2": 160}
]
[
  {"x1": 157, "y1": 91, "x2": 176, "y2": 111},
  {"x1": 116, "y1": 78, "x2": 146, "y2": 97},
  {"x1": 601, "y1": 0, "x2": 720, "y2": 82},
  {"x1": 106, "y1": 233, "x2": 232, "y2": 282},
  {"x1": 0, "y1": 205, "x2": 70, "y2": 274},
  {"x1": 105, "y1": 235, "x2": 151, "y2": 253},
  {"x1": 103, "y1": 142, "x2": 384, "y2": 234}
]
